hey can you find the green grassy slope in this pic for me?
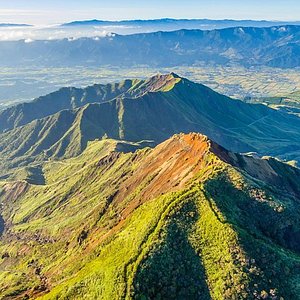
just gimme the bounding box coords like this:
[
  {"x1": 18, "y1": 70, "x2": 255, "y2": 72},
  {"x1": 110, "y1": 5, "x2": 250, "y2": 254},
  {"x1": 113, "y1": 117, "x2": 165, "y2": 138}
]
[{"x1": 1, "y1": 133, "x2": 300, "y2": 299}]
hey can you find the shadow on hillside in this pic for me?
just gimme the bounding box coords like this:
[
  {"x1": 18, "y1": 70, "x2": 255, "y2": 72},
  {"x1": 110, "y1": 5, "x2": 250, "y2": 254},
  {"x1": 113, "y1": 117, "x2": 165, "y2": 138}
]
[
  {"x1": 132, "y1": 200, "x2": 211, "y2": 300},
  {"x1": 203, "y1": 174, "x2": 300, "y2": 298},
  {"x1": 0, "y1": 215, "x2": 4, "y2": 235},
  {"x1": 25, "y1": 165, "x2": 46, "y2": 185}
]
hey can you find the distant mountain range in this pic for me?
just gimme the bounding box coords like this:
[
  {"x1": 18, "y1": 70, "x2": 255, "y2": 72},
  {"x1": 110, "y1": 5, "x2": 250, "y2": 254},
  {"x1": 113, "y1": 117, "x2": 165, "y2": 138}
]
[
  {"x1": 62, "y1": 18, "x2": 300, "y2": 30},
  {"x1": 0, "y1": 25, "x2": 300, "y2": 68},
  {"x1": 0, "y1": 73, "x2": 300, "y2": 180},
  {"x1": 0, "y1": 23, "x2": 31, "y2": 27}
]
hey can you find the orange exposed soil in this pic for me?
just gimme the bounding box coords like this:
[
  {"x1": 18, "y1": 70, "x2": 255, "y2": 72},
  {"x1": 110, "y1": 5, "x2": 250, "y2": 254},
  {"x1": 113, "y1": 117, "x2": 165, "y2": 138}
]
[
  {"x1": 115, "y1": 133, "x2": 210, "y2": 214},
  {"x1": 88, "y1": 133, "x2": 213, "y2": 246},
  {"x1": 1, "y1": 182, "x2": 29, "y2": 203}
]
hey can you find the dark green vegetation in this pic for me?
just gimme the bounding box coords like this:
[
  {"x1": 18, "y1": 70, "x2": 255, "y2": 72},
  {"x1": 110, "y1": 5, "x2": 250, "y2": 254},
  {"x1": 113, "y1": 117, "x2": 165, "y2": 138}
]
[
  {"x1": 1, "y1": 133, "x2": 300, "y2": 299},
  {"x1": 1, "y1": 73, "x2": 300, "y2": 182},
  {"x1": 1, "y1": 25, "x2": 300, "y2": 68}
]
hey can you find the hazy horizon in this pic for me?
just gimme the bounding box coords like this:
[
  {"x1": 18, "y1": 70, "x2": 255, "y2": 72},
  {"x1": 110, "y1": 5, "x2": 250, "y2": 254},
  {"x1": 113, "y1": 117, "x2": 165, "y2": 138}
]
[
  {"x1": 1, "y1": 0, "x2": 300, "y2": 25},
  {"x1": 2, "y1": 17, "x2": 300, "y2": 27}
]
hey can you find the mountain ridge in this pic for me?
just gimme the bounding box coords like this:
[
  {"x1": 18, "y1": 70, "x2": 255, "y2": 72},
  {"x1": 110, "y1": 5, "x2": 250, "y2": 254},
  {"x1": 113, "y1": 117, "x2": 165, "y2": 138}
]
[
  {"x1": 1, "y1": 25, "x2": 300, "y2": 68},
  {"x1": 0, "y1": 23, "x2": 32, "y2": 27},
  {"x1": 61, "y1": 18, "x2": 300, "y2": 28},
  {"x1": 0, "y1": 73, "x2": 181, "y2": 133},
  {"x1": 1, "y1": 133, "x2": 300, "y2": 299}
]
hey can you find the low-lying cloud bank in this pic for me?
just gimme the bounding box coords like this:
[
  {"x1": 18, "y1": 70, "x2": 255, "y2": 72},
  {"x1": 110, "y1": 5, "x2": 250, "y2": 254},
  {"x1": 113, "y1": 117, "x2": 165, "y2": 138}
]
[{"x1": 0, "y1": 25, "x2": 118, "y2": 41}]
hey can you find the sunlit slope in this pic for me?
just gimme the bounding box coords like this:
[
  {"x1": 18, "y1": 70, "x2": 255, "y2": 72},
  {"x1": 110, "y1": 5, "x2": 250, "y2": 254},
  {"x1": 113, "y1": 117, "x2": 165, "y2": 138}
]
[{"x1": 1, "y1": 133, "x2": 300, "y2": 299}]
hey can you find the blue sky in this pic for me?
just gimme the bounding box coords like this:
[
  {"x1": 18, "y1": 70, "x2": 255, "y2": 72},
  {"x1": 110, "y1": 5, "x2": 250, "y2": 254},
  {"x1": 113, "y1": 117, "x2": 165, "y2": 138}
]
[{"x1": 1, "y1": 0, "x2": 300, "y2": 24}]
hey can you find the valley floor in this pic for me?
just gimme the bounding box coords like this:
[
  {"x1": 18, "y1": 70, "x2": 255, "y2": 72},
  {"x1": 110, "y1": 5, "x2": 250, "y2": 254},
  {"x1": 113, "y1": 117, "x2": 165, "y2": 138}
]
[{"x1": 1, "y1": 65, "x2": 300, "y2": 108}]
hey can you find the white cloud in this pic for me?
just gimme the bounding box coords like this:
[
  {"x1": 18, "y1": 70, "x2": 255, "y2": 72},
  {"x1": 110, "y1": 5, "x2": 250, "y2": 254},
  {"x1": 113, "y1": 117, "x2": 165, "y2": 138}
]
[
  {"x1": 24, "y1": 38, "x2": 34, "y2": 43},
  {"x1": 0, "y1": 27, "x2": 35, "y2": 41},
  {"x1": 0, "y1": 26, "x2": 111, "y2": 41}
]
